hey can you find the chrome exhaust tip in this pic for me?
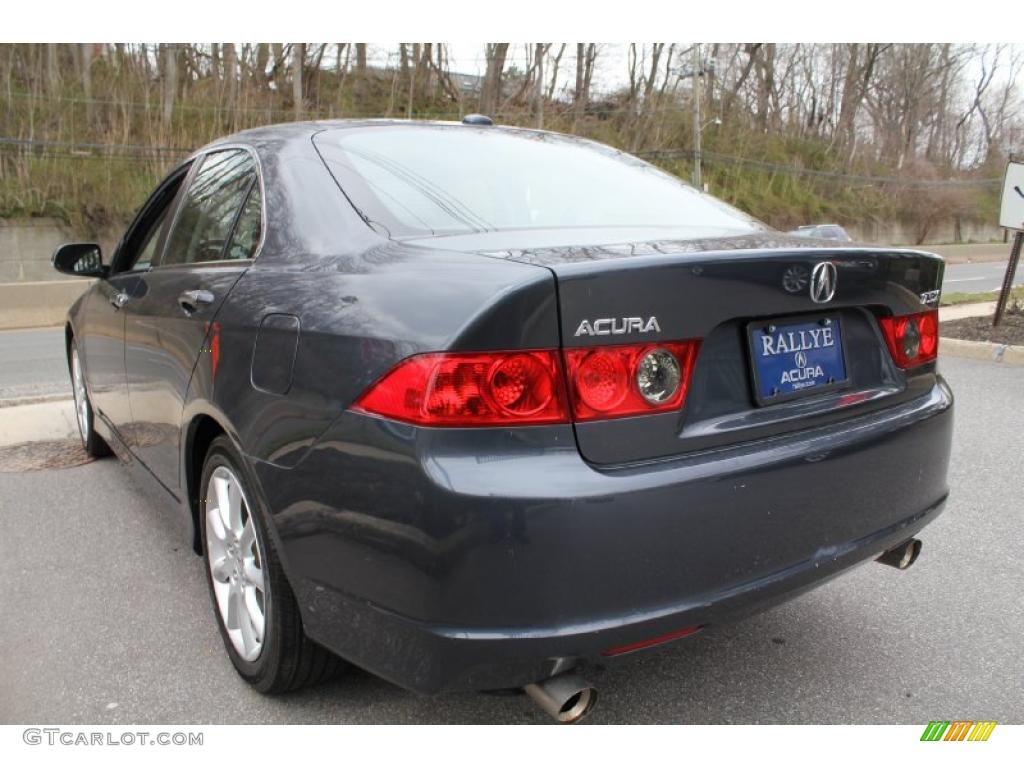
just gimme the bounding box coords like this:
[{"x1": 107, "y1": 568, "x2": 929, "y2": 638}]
[
  {"x1": 876, "y1": 538, "x2": 922, "y2": 570},
  {"x1": 524, "y1": 673, "x2": 598, "y2": 724}
]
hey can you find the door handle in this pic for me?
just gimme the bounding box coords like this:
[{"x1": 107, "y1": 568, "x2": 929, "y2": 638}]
[
  {"x1": 178, "y1": 289, "x2": 215, "y2": 315},
  {"x1": 110, "y1": 291, "x2": 130, "y2": 310}
]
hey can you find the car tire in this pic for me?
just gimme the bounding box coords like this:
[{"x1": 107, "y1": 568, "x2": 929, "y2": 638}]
[
  {"x1": 199, "y1": 435, "x2": 346, "y2": 693},
  {"x1": 69, "y1": 341, "x2": 112, "y2": 458}
]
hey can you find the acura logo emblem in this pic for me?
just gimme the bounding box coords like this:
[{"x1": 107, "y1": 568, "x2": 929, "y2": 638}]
[{"x1": 810, "y1": 261, "x2": 837, "y2": 304}]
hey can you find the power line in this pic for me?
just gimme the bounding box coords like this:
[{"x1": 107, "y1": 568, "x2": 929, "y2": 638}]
[
  {"x1": 0, "y1": 136, "x2": 187, "y2": 156},
  {"x1": 639, "y1": 148, "x2": 1002, "y2": 188},
  {"x1": 0, "y1": 136, "x2": 1000, "y2": 189}
]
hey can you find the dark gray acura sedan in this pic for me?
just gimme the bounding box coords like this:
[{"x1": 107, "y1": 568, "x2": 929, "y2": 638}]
[{"x1": 54, "y1": 118, "x2": 952, "y2": 723}]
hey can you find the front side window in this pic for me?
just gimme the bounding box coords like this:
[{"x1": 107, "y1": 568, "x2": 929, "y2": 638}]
[
  {"x1": 114, "y1": 164, "x2": 190, "y2": 273},
  {"x1": 129, "y1": 205, "x2": 171, "y2": 271},
  {"x1": 161, "y1": 149, "x2": 257, "y2": 266}
]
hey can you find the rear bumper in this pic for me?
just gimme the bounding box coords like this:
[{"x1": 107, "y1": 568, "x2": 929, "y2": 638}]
[{"x1": 252, "y1": 376, "x2": 953, "y2": 693}]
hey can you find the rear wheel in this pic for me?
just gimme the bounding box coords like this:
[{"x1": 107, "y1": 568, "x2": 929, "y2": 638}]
[
  {"x1": 200, "y1": 436, "x2": 345, "y2": 693},
  {"x1": 69, "y1": 342, "x2": 111, "y2": 457}
]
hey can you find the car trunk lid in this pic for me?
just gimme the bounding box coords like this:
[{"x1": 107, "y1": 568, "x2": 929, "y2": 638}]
[{"x1": 408, "y1": 231, "x2": 944, "y2": 464}]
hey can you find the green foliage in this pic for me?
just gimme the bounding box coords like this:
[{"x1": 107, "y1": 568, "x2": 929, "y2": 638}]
[{"x1": 0, "y1": 44, "x2": 998, "y2": 237}]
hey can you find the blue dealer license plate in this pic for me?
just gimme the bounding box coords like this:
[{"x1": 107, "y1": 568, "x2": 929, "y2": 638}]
[{"x1": 748, "y1": 316, "x2": 848, "y2": 404}]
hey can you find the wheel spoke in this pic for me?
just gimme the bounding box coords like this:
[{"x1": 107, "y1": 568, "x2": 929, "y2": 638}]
[
  {"x1": 225, "y1": 580, "x2": 242, "y2": 630},
  {"x1": 226, "y1": 480, "x2": 244, "y2": 536},
  {"x1": 239, "y1": 515, "x2": 256, "y2": 550},
  {"x1": 206, "y1": 501, "x2": 228, "y2": 544},
  {"x1": 243, "y1": 585, "x2": 265, "y2": 642},
  {"x1": 237, "y1": 589, "x2": 258, "y2": 654},
  {"x1": 213, "y1": 475, "x2": 236, "y2": 538},
  {"x1": 243, "y1": 557, "x2": 264, "y2": 592}
]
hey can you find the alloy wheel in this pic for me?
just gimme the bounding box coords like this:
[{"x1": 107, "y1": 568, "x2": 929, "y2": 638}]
[
  {"x1": 71, "y1": 347, "x2": 89, "y2": 444},
  {"x1": 205, "y1": 465, "x2": 267, "y2": 661}
]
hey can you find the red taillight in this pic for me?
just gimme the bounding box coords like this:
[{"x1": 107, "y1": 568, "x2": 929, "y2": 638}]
[
  {"x1": 879, "y1": 310, "x2": 939, "y2": 369},
  {"x1": 354, "y1": 340, "x2": 700, "y2": 427},
  {"x1": 353, "y1": 350, "x2": 570, "y2": 427},
  {"x1": 562, "y1": 340, "x2": 700, "y2": 421}
]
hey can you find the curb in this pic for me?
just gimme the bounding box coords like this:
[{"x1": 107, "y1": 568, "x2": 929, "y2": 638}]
[
  {"x1": 939, "y1": 301, "x2": 996, "y2": 322},
  {"x1": 0, "y1": 397, "x2": 78, "y2": 448},
  {"x1": 940, "y1": 337, "x2": 1024, "y2": 365},
  {"x1": 0, "y1": 392, "x2": 71, "y2": 409}
]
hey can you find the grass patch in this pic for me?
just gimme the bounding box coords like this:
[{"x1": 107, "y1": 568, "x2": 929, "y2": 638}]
[{"x1": 941, "y1": 287, "x2": 1024, "y2": 306}]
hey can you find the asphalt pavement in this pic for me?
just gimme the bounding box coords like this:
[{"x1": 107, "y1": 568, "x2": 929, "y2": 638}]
[
  {"x1": 0, "y1": 355, "x2": 1021, "y2": 724},
  {"x1": 0, "y1": 327, "x2": 67, "y2": 402},
  {"x1": 941, "y1": 258, "x2": 1021, "y2": 293}
]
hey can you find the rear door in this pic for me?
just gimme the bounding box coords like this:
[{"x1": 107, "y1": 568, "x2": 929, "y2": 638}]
[{"x1": 123, "y1": 148, "x2": 262, "y2": 494}]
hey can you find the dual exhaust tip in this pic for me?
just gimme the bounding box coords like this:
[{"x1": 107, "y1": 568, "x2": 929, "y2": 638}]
[{"x1": 524, "y1": 673, "x2": 598, "y2": 724}]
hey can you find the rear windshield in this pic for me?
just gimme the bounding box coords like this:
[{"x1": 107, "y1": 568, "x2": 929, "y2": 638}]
[{"x1": 315, "y1": 125, "x2": 764, "y2": 239}]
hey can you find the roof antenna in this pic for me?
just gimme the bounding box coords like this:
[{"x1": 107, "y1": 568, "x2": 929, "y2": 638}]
[{"x1": 462, "y1": 114, "x2": 493, "y2": 126}]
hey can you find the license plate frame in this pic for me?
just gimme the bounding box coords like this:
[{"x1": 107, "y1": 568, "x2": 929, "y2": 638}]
[{"x1": 746, "y1": 314, "x2": 850, "y2": 406}]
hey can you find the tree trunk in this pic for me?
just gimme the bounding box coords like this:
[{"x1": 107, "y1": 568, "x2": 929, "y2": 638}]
[
  {"x1": 46, "y1": 43, "x2": 59, "y2": 91},
  {"x1": 573, "y1": 43, "x2": 586, "y2": 128},
  {"x1": 162, "y1": 43, "x2": 177, "y2": 127},
  {"x1": 80, "y1": 44, "x2": 94, "y2": 124},
  {"x1": 546, "y1": 43, "x2": 565, "y2": 101},
  {"x1": 534, "y1": 43, "x2": 544, "y2": 129},
  {"x1": 406, "y1": 43, "x2": 418, "y2": 118},
  {"x1": 255, "y1": 43, "x2": 270, "y2": 85},
  {"x1": 223, "y1": 43, "x2": 238, "y2": 109},
  {"x1": 292, "y1": 43, "x2": 305, "y2": 118},
  {"x1": 480, "y1": 43, "x2": 508, "y2": 115}
]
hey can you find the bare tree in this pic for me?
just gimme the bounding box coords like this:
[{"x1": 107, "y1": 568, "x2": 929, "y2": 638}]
[
  {"x1": 480, "y1": 43, "x2": 509, "y2": 115},
  {"x1": 161, "y1": 43, "x2": 177, "y2": 127},
  {"x1": 292, "y1": 43, "x2": 305, "y2": 118}
]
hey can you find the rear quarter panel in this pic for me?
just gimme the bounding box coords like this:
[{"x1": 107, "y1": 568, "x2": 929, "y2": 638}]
[{"x1": 192, "y1": 246, "x2": 559, "y2": 470}]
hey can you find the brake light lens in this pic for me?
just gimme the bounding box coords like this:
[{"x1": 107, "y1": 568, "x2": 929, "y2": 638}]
[
  {"x1": 352, "y1": 350, "x2": 570, "y2": 427},
  {"x1": 601, "y1": 624, "x2": 705, "y2": 657},
  {"x1": 562, "y1": 340, "x2": 700, "y2": 421},
  {"x1": 879, "y1": 310, "x2": 939, "y2": 368}
]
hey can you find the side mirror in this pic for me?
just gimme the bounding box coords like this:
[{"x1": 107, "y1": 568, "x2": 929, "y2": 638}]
[{"x1": 52, "y1": 243, "x2": 107, "y2": 278}]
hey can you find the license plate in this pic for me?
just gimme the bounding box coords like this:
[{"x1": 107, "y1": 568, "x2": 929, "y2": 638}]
[{"x1": 747, "y1": 316, "x2": 848, "y2": 405}]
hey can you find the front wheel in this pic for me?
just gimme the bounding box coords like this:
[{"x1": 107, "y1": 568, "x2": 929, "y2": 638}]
[
  {"x1": 69, "y1": 341, "x2": 111, "y2": 457},
  {"x1": 199, "y1": 436, "x2": 345, "y2": 693}
]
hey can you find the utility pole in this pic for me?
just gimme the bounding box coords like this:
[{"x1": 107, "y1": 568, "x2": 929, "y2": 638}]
[{"x1": 691, "y1": 43, "x2": 702, "y2": 190}]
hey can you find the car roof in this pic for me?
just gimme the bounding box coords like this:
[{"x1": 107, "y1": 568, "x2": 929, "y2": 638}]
[{"x1": 199, "y1": 118, "x2": 550, "y2": 153}]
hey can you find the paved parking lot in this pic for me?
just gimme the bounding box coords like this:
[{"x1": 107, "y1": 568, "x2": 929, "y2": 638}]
[{"x1": 0, "y1": 355, "x2": 1021, "y2": 724}]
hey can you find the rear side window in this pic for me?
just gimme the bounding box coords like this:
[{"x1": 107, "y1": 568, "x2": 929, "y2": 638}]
[
  {"x1": 161, "y1": 149, "x2": 257, "y2": 266},
  {"x1": 224, "y1": 184, "x2": 262, "y2": 261}
]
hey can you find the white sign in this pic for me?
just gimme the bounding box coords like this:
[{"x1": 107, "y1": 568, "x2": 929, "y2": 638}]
[{"x1": 999, "y1": 160, "x2": 1024, "y2": 231}]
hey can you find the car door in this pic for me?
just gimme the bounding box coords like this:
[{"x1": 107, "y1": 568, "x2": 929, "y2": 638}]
[
  {"x1": 82, "y1": 166, "x2": 189, "y2": 439},
  {"x1": 123, "y1": 148, "x2": 262, "y2": 495}
]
